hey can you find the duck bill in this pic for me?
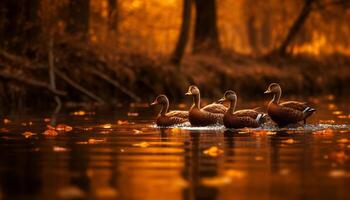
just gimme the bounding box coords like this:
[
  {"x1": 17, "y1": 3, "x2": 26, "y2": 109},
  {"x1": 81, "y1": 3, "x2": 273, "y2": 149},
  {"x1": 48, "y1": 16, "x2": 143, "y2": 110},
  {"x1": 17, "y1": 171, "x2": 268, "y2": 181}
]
[
  {"x1": 150, "y1": 101, "x2": 158, "y2": 106},
  {"x1": 264, "y1": 90, "x2": 271, "y2": 94},
  {"x1": 217, "y1": 98, "x2": 225, "y2": 103},
  {"x1": 185, "y1": 91, "x2": 192, "y2": 96}
]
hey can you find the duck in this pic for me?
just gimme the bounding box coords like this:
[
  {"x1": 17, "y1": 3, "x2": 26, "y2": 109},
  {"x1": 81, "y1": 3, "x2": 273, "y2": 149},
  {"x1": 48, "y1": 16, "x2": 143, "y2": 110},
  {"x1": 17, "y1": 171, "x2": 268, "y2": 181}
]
[
  {"x1": 218, "y1": 90, "x2": 266, "y2": 129},
  {"x1": 150, "y1": 95, "x2": 188, "y2": 127},
  {"x1": 264, "y1": 83, "x2": 316, "y2": 127},
  {"x1": 185, "y1": 85, "x2": 227, "y2": 126}
]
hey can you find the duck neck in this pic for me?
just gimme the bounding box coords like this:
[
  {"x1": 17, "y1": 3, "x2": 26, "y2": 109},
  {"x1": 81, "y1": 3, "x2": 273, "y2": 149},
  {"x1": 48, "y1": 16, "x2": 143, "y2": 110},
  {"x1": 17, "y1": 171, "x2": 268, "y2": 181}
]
[
  {"x1": 271, "y1": 89, "x2": 281, "y2": 104},
  {"x1": 160, "y1": 102, "x2": 169, "y2": 116},
  {"x1": 228, "y1": 99, "x2": 236, "y2": 114},
  {"x1": 192, "y1": 94, "x2": 200, "y2": 109}
]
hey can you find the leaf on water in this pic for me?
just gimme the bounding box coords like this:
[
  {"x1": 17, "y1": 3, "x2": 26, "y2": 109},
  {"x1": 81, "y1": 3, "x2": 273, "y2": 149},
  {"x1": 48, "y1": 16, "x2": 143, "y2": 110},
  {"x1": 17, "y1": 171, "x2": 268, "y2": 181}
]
[
  {"x1": 329, "y1": 169, "x2": 350, "y2": 178},
  {"x1": 282, "y1": 139, "x2": 295, "y2": 144},
  {"x1": 132, "y1": 142, "x2": 150, "y2": 148},
  {"x1": 43, "y1": 129, "x2": 58, "y2": 137},
  {"x1": 101, "y1": 124, "x2": 112, "y2": 129},
  {"x1": 133, "y1": 129, "x2": 143, "y2": 134},
  {"x1": 332, "y1": 111, "x2": 343, "y2": 115},
  {"x1": 57, "y1": 185, "x2": 86, "y2": 199},
  {"x1": 3, "y1": 118, "x2": 11, "y2": 124},
  {"x1": 127, "y1": 112, "x2": 139, "y2": 117},
  {"x1": 56, "y1": 124, "x2": 73, "y2": 132},
  {"x1": 88, "y1": 138, "x2": 106, "y2": 144},
  {"x1": 337, "y1": 138, "x2": 348, "y2": 143},
  {"x1": 224, "y1": 169, "x2": 246, "y2": 179},
  {"x1": 337, "y1": 115, "x2": 348, "y2": 119},
  {"x1": 71, "y1": 111, "x2": 86, "y2": 116},
  {"x1": 53, "y1": 146, "x2": 69, "y2": 152},
  {"x1": 203, "y1": 146, "x2": 224, "y2": 157},
  {"x1": 201, "y1": 176, "x2": 232, "y2": 187},
  {"x1": 43, "y1": 118, "x2": 51, "y2": 122},
  {"x1": 327, "y1": 103, "x2": 337, "y2": 110},
  {"x1": 117, "y1": 120, "x2": 129, "y2": 125},
  {"x1": 22, "y1": 131, "x2": 37, "y2": 139}
]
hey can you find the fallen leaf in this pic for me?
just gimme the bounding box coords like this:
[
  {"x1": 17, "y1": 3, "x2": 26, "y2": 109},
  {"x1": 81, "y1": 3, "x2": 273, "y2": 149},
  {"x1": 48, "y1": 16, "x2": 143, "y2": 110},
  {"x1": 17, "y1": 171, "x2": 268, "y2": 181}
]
[
  {"x1": 43, "y1": 129, "x2": 58, "y2": 137},
  {"x1": 71, "y1": 111, "x2": 86, "y2": 116},
  {"x1": 337, "y1": 138, "x2": 348, "y2": 143},
  {"x1": 282, "y1": 139, "x2": 295, "y2": 144},
  {"x1": 224, "y1": 169, "x2": 246, "y2": 178},
  {"x1": 203, "y1": 146, "x2": 224, "y2": 157},
  {"x1": 22, "y1": 131, "x2": 37, "y2": 139},
  {"x1": 332, "y1": 111, "x2": 343, "y2": 115},
  {"x1": 53, "y1": 146, "x2": 68, "y2": 152},
  {"x1": 133, "y1": 129, "x2": 143, "y2": 134},
  {"x1": 117, "y1": 120, "x2": 128, "y2": 125},
  {"x1": 88, "y1": 139, "x2": 106, "y2": 144},
  {"x1": 56, "y1": 124, "x2": 73, "y2": 132},
  {"x1": 101, "y1": 124, "x2": 112, "y2": 129},
  {"x1": 329, "y1": 169, "x2": 350, "y2": 178},
  {"x1": 132, "y1": 142, "x2": 150, "y2": 148}
]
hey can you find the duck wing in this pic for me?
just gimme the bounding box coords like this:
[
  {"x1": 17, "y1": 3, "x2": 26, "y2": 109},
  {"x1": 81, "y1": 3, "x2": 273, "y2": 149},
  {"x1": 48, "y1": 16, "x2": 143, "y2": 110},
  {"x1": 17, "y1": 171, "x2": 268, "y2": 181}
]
[
  {"x1": 280, "y1": 101, "x2": 308, "y2": 111},
  {"x1": 233, "y1": 109, "x2": 260, "y2": 119},
  {"x1": 202, "y1": 103, "x2": 227, "y2": 114},
  {"x1": 166, "y1": 110, "x2": 189, "y2": 118}
]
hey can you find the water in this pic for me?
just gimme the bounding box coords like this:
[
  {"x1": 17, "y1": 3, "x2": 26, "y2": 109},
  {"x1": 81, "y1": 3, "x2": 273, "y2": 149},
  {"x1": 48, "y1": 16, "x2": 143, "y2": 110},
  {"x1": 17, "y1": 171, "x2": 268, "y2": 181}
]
[{"x1": 0, "y1": 96, "x2": 350, "y2": 200}]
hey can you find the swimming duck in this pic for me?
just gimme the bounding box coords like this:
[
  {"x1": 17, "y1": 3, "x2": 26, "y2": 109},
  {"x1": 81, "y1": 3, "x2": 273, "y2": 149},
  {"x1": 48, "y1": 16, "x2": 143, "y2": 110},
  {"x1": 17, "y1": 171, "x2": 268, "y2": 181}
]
[
  {"x1": 151, "y1": 95, "x2": 188, "y2": 127},
  {"x1": 218, "y1": 90, "x2": 266, "y2": 128},
  {"x1": 264, "y1": 83, "x2": 315, "y2": 127},
  {"x1": 185, "y1": 85, "x2": 227, "y2": 126}
]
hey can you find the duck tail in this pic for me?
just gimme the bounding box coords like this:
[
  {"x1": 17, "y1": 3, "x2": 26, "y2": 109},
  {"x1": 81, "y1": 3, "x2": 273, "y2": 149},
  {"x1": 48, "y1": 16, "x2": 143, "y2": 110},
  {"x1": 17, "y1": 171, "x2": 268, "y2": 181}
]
[
  {"x1": 303, "y1": 107, "x2": 316, "y2": 119},
  {"x1": 256, "y1": 113, "x2": 267, "y2": 124}
]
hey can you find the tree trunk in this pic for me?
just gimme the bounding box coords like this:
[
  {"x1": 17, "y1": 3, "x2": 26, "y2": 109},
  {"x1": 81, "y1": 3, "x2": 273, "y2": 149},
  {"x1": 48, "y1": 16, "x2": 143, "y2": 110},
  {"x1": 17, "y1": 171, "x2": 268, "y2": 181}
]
[
  {"x1": 0, "y1": 0, "x2": 40, "y2": 54},
  {"x1": 193, "y1": 0, "x2": 220, "y2": 53},
  {"x1": 66, "y1": 0, "x2": 90, "y2": 39},
  {"x1": 170, "y1": 0, "x2": 192, "y2": 65},
  {"x1": 277, "y1": 0, "x2": 314, "y2": 56},
  {"x1": 108, "y1": 0, "x2": 119, "y2": 33}
]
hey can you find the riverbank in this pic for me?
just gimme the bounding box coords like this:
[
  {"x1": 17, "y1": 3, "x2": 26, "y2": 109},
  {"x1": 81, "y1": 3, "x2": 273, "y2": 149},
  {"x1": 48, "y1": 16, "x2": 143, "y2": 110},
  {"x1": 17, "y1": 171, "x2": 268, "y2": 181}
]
[{"x1": 0, "y1": 41, "x2": 349, "y2": 110}]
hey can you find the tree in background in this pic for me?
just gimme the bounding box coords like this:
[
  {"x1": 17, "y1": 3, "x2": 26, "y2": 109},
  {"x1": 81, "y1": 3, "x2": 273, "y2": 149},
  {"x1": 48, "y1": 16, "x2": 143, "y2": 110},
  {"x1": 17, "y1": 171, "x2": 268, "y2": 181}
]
[
  {"x1": 170, "y1": 0, "x2": 192, "y2": 65},
  {"x1": 66, "y1": 0, "x2": 90, "y2": 39},
  {"x1": 0, "y1": 0, "x2": 40, "y2": 54},
  {"x1": 193, "y1": 0, "x2": 220, "y2": 53},
  {"x1": 108, "y1": 0, "x2": 119, "y2": 34}
]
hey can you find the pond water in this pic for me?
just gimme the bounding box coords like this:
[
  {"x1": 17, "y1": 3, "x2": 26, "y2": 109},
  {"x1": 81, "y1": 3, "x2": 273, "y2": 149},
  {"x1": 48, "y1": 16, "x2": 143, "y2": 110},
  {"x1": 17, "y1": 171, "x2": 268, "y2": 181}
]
[{"x1": 0, "y1": 96, "x2": 350, "y2": 200}]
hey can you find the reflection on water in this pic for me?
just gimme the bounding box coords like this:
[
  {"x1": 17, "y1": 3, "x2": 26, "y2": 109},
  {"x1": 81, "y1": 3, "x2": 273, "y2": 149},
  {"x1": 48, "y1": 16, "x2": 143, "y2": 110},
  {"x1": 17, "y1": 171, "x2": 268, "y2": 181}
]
[{"x1": 0, "y1": 97, "x2": 350, "y2": 200}]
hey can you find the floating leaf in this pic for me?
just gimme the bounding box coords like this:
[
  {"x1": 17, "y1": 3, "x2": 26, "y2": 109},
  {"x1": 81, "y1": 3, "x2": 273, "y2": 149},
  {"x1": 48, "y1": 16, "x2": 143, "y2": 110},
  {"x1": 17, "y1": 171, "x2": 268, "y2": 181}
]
[
  {"x1": 43, "y1": 129, "x2": 58, "y2": 136},
  {"x1": 332, "y1": 111, "x2": 343, "y2": 115},
  {"x1": 338, "y1": 138, "x2": 348, "y2": 143},
  {"x1": 56, "y1": 124, "x2": 73, "y2": 132},
  {"x1": 282, "y1": 139, "x2": 295, "y2": 144},
  {"x1": 225, "y1": 169, "x2": 246, "y2": 179},
  {"x1": 133, "y1": 129, "x2": 143, "y2": 134},
  {"x1": 203, "y1": 146, "x2": 224, "y2": 157},
  {"x1": 22, "y1": 131, "x2": 37, "y2": 138},
  {"x1": 53, "y1": 146, "x2": 68, "y2": 152},
  {"x1": 101, "y1": 124, "x2": 112, "y2": 129},
  {"x1": 117, "y1": 120, "x2": 129, "y2": 125},
  {"x1": 132, "y1": 142, "x2": 150, "y2": 148},
  {"x1": 44, "y1": 118, "x2": 51, "y2": 122},
  {"x1": 71, "y1": 111, "x2": 86, "y2": 116},
  {"x1": 201, "y1": 176, "x2": 231, "y2": 186},
  {"x1": 329, "y1": 169, "x2": 350, "y2": 178}
]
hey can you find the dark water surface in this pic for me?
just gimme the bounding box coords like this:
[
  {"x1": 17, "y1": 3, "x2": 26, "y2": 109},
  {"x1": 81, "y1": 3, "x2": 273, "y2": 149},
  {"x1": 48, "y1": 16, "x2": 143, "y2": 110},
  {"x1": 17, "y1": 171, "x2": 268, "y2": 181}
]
[{"x1": 1, "y1": 96, "x2": 350, "y2": 200}]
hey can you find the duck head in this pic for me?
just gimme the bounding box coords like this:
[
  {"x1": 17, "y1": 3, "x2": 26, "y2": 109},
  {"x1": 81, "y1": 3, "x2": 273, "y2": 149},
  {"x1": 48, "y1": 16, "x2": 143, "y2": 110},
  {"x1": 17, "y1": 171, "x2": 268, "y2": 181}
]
[
  {"x1": 151, "y1": 95, "x2": 169, "y2": 116},
  {"x1": 185, "y1": 85, "x2": 200, "y2": 96},
  {"x1": 150, "y1": 95, "x2": 169, "y2": 106},
  {"x1": 264, "y1": 83, "x2": 282, "y2": 104},
  {"x1": 264, "y1": 83, "x2": 281, "y2": 94},
  {"x1": 218, "y1": 90, "x2": 237, "y2": 103}
]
